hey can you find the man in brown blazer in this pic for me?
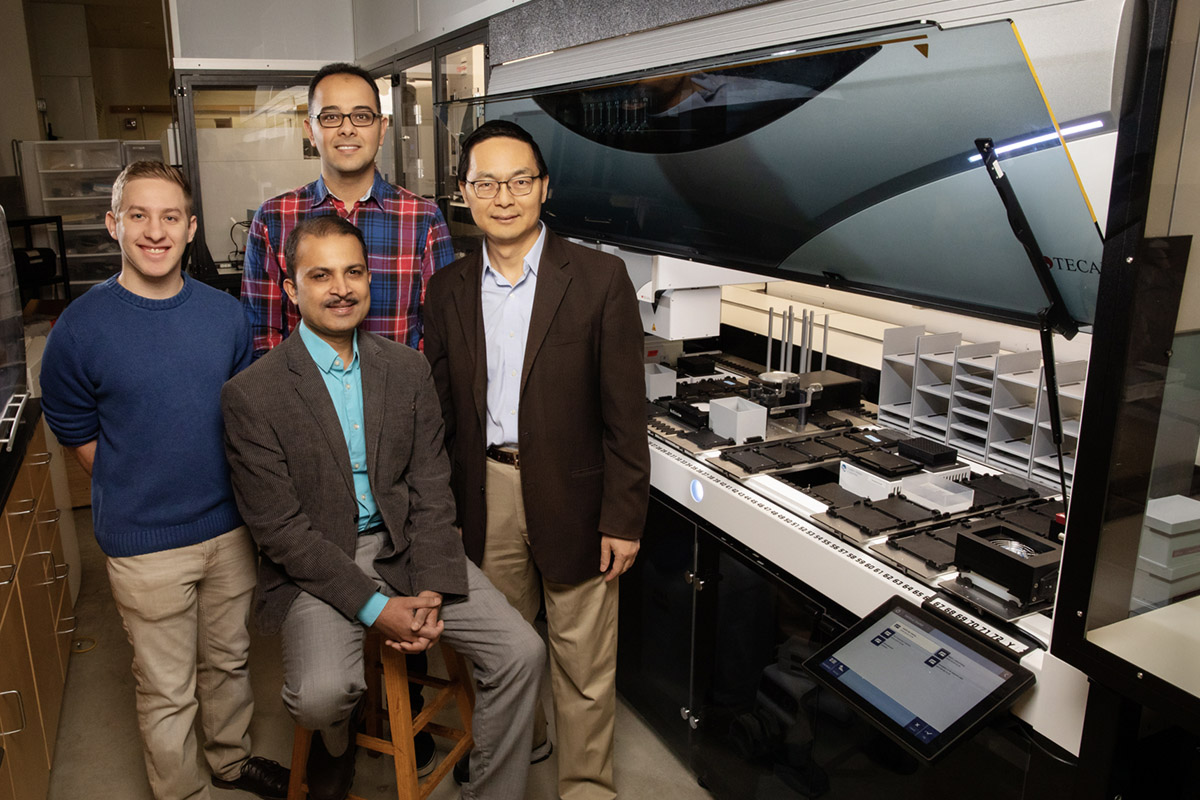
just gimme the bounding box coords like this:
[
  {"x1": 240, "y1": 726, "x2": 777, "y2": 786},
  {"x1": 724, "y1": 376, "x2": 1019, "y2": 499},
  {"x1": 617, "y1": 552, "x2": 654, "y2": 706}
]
[
  {"x1": 424, "y1": 120, "x2": 651, "y2": 800},
  {"x1": 222, "y1": 215, "x2": 544, "y2": 800}
]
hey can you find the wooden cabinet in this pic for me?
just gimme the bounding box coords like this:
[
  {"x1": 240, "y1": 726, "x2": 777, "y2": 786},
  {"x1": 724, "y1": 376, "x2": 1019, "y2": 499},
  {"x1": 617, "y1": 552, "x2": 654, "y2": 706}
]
[
  {"x1": 0, "y1": 415, "x2": 72, "y2": 800},
  {"x1": 0, "y1": 744, "x2": 17, "y2": 800}
]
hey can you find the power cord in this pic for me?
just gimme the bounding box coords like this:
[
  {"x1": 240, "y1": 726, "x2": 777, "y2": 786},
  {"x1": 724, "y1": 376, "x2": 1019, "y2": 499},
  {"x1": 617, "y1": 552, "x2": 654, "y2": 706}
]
[{"x1": 228, "y1": 218, "x2": 251, "y2": 262}]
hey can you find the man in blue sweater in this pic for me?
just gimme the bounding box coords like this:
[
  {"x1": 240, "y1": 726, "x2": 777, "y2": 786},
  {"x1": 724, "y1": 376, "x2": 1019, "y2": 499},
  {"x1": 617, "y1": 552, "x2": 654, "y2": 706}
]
[{"x1": 40, "y1": 161, "x2": 289, "y2": 800}]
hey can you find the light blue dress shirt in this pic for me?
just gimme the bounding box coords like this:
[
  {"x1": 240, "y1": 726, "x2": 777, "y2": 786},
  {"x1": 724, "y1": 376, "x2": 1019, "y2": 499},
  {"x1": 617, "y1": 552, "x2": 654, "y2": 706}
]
[
  {"x1": 296, "y1": 323, "x2": 389, "y2": 626},
  {"x1": 482, "y1": 224, "x2": 547, "y2": 448}
]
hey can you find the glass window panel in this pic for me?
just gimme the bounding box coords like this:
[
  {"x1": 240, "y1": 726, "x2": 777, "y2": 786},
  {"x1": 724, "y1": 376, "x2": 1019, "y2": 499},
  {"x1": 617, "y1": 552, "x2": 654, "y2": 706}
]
[
  {"x1": 397, "y1": 62, "x2": 435, "y2": 198},
  {"x1": 452, "y1": 21, "x2": 1104, "y2": 327},
  {"x1": 439, "y1": 43, "x2": 487, "y2": 200},
  {"x1": 193, "y1": 83, "x2": 314, "y2": 262},
  {"x1": 375, "y1": 75, "x2": 396, "y2": 186},
  {"x1": 1084, "y1": 326, "x2": 1200, "y2": 702},
  {"x1": 193, "y1": 79, "x2": 394, "y2": 264}
]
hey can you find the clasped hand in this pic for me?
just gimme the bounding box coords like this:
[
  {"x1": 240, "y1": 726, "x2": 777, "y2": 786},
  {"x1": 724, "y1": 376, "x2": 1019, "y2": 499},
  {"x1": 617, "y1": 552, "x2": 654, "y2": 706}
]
[{"x1": 373, "y1": 590, "x2": 444, "y2": 653}]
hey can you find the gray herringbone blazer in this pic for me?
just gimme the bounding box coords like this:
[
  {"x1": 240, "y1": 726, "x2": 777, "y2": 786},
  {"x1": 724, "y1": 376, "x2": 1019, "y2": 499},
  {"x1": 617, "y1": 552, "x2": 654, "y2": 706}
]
[{"x1": 221, "y1": 330, "x2": 467, "y2": 634}]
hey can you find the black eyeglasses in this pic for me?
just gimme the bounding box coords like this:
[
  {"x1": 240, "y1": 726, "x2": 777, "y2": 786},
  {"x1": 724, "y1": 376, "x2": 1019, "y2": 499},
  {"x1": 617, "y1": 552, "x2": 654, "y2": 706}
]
[
  {"x1": 310, "y1": 111, "x2": 383, "y2": 128},
  {"x1": 464, "y1": 175, "x2": 543, "y2": 199}
]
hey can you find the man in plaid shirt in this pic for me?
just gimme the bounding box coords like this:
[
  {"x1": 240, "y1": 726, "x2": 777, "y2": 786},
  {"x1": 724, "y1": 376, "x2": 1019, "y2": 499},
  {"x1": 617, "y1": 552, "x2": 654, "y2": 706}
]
[
  {"x1": 239, "y1": 62, "x2": 452, "y2": 786},
  {"x1": 242, "y1": 62, "x2": 453, "y2": 359}
]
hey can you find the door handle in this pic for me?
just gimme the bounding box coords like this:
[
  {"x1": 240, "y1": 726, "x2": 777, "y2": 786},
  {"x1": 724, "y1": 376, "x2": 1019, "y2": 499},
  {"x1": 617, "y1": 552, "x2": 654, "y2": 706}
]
[{"x1": 0, "y1": 690, "x2": 27, "y2": 736}]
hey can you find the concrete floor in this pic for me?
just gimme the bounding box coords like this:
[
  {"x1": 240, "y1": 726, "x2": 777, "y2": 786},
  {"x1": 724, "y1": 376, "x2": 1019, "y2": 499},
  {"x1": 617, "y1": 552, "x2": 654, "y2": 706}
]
[{"x1": 47, "y1": 510, "x2": 710, "y2": 800}]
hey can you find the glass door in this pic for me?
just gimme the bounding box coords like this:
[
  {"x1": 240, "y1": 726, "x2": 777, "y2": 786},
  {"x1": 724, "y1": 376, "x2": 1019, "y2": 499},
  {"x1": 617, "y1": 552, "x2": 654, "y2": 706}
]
[
  {"x1": 395, "y1": 59, "x2": 435, "y2": 198},
  {"x1": 175, "y1": 72, "x2": 315, "y2": 274},
  {"x1": 373, "y1": 74, "x2": 396, "y2": 186},
  {"x1": 438, "y1": 40, "x2": 487, "y2": 201}
]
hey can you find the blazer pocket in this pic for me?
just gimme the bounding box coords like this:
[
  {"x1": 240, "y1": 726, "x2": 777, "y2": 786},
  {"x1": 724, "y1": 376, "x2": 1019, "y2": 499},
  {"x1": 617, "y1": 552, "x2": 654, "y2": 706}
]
[
  {"x1": 570, "y1": 463, "x2": 604, "y2": 478},
  {"x1": 545, "y1": 331, "x2": 585, "y2": 347}
]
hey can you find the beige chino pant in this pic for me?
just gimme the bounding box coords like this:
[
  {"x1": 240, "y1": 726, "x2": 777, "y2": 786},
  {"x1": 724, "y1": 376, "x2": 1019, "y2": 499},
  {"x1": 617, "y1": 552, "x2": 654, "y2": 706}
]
[
  {"x1": 483, "y1": 457, "x2": 620, "y2": 800},
  {"x1": 106, "y1": 526, "x2": 257, "y2": 800}
]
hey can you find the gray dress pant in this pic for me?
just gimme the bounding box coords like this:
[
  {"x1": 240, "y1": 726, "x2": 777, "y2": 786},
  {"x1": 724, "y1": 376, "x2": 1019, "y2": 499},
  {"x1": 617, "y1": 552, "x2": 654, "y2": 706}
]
[{"x1": 279, "y1": 531, "x2": 545, "y2": 800}]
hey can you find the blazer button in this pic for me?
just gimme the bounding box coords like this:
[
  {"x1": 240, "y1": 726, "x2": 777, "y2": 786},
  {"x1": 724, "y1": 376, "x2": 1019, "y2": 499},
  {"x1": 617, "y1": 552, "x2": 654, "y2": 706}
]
[{"x1": 480, "y1": 485, "x2": 485, "y2": 494}]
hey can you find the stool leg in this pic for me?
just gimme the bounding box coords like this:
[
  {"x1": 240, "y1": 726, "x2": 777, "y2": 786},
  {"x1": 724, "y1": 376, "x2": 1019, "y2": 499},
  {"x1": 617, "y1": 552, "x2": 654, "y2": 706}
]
[
  {"x1": 363, "y1": 632, "x2": 386, "y2": 741},
  {"x1": 381, "y1": 644, "x2": 420, "y2": 800},
  {"x1": 288, "y1": 727, "x2": 313, "y2": 800}
]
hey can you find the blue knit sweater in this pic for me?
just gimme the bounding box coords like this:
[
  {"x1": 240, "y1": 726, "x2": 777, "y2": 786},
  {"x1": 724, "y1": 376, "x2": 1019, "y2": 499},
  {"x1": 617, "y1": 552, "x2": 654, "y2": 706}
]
[{"x1": 41, "y1": 276, "x2": 251, "y2": 557}]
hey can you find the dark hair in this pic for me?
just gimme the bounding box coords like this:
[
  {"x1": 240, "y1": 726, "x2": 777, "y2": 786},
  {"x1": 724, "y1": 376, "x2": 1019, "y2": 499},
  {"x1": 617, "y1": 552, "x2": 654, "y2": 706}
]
[
  {"x1": 457, "y1": 120, "x2": 548, "y2": 184},
  {"x1": 112, "y1": 160, "x2": 193, "y2": 216},
  {"x1": 308, "y1": 62, "x2": 381, "y2": 113},
  {"x1": 283, "y1": 215, "x2": 369, "y2": 280}
]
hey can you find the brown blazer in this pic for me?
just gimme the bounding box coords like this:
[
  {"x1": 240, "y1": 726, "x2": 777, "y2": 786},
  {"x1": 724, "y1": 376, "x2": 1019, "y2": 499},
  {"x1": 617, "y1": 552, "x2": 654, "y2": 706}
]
[
  {"x1": 221, "y1": 330, "x2": 467, "y2": 634},
  {"x1": 424, "y1": 229, "x2": 650, "y2": 585}
]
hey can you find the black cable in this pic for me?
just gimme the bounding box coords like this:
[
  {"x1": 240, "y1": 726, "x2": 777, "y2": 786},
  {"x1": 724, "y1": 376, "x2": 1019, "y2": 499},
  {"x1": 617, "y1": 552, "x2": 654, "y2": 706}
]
[{"x1": 229, "y1": 219, "x2": 250, "y2": 262}]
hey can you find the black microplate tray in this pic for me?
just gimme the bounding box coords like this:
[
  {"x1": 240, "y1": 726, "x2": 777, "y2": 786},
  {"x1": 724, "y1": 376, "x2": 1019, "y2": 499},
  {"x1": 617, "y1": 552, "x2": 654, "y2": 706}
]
[
  {"x1": 886, "y1": 526, "x2": 961, "y2": 571},
  {"x1": 898, "y1": 438, "x2": 958, "y2": 467},
  {"x1": 829, "y1": 503, "x2": 899, "y2": 534},
  {"x1": 873, "y1": 496, "x2": 937, "y2": 525},
  {"x1": 682, "y1": 430, "x2": 734, "y2": 449},
  {"x1": 721, "y1": 449, "x2": 778, "y2": 473},
  {"x1": 961, "y1": 474, "x2": 1039, "y2": 505},
  {"x1": 794, "y1": 481, "x2": 863, "y2": 508},
  {"x1": 852, "y1": 449, "x2": 923, "y2": 478},
  {"x1": 996, "y1": 500, "x2": 1065, "y2": 539},
  {"x1": 846, "y1": 429, "x2": 904, "y2": 448},
  {"x1": 818, "y1": 434, "x2": 873, "y2": 454},
  {"x1": 809, "y1": 412, "x2": 853, "y2": 430},
  {"x1": 792, "y1": 439, "x2": 840, "y2": 460},
  {"x1": 758, "y1": 444, "x2": 813, "y2": 466}
]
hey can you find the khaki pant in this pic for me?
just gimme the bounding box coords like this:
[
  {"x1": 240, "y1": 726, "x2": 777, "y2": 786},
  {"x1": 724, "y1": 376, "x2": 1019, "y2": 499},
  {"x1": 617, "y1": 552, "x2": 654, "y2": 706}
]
[
  {"x1": 483, "y1": 458, "x2": 619, "y2": 800},
  {"x1": 106, "y1": 527, "x2": 257, "y2": 800}
]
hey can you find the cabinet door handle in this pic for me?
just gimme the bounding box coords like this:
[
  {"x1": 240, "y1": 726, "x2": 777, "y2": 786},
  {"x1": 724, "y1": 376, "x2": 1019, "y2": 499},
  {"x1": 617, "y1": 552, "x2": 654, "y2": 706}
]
[
  {"x1": 57, "y1": 616, "x2": 77, "y2": 635},
  {"x1": 54, "y1": 562, "x2": 69, "y2": 581},
  {"x1": 0, "y1": 690, "x2": 27, "y2": 736},
  {"x1": 37, "y1": 509, "x2": 61, "y2": 525},
  {"x1": 684, "y1": 571, "x2": 706, "y2": 591},
  {"x1": 29, "y1": 453, "x2": 52, "y2": 466},
  {"x1": 6, "y1": 498, "x2": 34, "y2": 517},
  {"x1": 0, "y1": 564, "x2": 13, "y2": 586}
]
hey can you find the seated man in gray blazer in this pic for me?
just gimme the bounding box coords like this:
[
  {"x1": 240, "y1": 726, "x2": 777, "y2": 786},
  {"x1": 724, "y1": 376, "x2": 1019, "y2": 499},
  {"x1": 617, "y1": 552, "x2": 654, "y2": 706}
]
[{"x1": 221, "y1": 214, "x2": 544, "y2": 800}]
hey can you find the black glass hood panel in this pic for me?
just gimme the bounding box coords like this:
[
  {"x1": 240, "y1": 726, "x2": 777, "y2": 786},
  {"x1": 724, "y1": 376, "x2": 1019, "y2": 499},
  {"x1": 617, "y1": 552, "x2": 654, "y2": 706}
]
[{"x1": 461, "y1": 21, "x2": 1104, "y2": 326}]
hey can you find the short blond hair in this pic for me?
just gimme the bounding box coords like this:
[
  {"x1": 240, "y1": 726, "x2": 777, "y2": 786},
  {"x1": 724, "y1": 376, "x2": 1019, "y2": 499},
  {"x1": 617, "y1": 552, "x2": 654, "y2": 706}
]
[{"x1": 111, "y1": 161, "x2": 194, "y2": 216}]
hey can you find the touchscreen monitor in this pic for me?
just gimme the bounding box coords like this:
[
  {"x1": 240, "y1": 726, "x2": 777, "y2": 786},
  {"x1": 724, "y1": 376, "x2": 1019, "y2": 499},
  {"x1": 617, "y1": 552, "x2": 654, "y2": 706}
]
[{"x1": 803, "y1": 596, "x2": 1034, "y2": 762}]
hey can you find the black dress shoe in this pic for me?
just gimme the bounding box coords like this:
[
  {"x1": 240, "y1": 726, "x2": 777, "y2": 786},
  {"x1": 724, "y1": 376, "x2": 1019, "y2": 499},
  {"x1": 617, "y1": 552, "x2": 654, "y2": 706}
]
[
  {"x1": 306, "y1": 730, "x2": 357, "y2": 800},
  {"x1": 211, "y1": 756, "x2": 290, "y2": 799},
  {"x1": 414, "y1": 731, "x2": 437, "y2": 778}
]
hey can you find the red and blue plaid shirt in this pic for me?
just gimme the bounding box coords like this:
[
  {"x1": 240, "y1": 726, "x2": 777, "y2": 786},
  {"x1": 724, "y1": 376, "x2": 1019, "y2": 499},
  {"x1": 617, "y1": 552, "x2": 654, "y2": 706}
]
[{"x1": 241, "y1": 172, "x2": 453, "y2": 357}]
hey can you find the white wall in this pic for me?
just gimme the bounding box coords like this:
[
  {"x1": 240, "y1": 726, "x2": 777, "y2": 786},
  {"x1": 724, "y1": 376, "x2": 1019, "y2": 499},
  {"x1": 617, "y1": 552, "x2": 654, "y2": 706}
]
[
  {"x1": 0, "y1": 0, "x2": 41, "y2": 175},
  {"x1": 354, "y1": 0, "x2": 531, "y2": 68},
  {"x1": 28, "y1": 3, "x2": 98, "y2": 141},
  {"x1": 169, "y1": 0, "x2": 354, "y2": 68}
]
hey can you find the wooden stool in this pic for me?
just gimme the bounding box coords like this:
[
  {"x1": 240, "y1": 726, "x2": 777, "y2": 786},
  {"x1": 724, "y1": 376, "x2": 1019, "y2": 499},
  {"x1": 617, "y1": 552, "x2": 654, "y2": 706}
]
[{"x1": 286, "y1": 637, "x2": 476, "y2": 800}]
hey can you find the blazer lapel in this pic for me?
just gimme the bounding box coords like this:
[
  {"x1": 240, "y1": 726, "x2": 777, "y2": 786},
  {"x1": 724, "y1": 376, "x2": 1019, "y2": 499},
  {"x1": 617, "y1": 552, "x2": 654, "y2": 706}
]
[
  {"x1": 453, "y1": 254, "x2": 488, "y2": 438},
  {"x1": 360, "y1": 333, "x2": 387, "y2": 481},
  {"x1": 521, "y1": 231, "x2": 571, "y2": 397},
  {"x1": 285, "y1": 335, "x2": 355, "y2": 496}
]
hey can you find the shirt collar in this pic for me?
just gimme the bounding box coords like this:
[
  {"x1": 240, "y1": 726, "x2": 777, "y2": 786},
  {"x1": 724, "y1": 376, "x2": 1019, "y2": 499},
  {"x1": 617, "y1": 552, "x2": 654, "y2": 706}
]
[
  {"x1": 482, "y1": 223, "x2": 547, "y2": 286},
  {"x1": 313, "y1": 171, "x2": 388, "y2": 208},
  {"x1": 297, "y1": 320, "x2": 358, "y2": 373}
]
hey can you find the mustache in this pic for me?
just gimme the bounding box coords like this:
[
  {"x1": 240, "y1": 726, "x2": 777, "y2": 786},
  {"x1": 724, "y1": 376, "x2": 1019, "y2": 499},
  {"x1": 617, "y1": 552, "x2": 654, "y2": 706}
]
[{"x1": 323, "y1": 296, "x2": 360, "y2": 307}]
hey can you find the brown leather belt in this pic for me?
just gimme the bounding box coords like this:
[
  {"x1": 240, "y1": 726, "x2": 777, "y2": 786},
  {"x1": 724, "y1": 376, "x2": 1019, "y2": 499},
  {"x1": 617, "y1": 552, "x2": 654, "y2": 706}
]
[{"x1": 486, "y1": 445, "x2": 520, "y2": 468}]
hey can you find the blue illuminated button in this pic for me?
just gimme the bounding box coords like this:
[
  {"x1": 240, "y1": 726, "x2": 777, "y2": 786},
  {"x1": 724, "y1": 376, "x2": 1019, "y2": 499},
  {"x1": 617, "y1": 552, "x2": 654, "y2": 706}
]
[{"x1": 690, "y1": 480, "x2": 704, "y2": 503}]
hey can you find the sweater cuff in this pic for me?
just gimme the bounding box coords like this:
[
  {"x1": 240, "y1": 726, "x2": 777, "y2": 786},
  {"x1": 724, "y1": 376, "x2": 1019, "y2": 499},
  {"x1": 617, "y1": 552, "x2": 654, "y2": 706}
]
[{"x1": 357, "y1": 592, "x2": 389, "y2": 627}]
